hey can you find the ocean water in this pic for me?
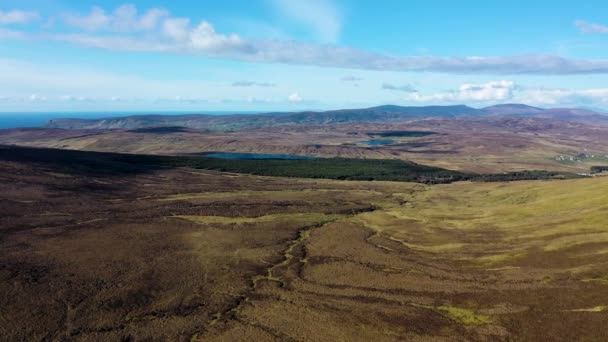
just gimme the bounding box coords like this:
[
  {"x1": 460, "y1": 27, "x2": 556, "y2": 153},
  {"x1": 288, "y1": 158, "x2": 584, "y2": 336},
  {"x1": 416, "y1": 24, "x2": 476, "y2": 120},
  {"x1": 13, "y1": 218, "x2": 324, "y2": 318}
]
[
  {"x1": 0, "y1": 111, "x2": 263, "y2": 129},
  {"x1": 0, "y1": 113, "x2": 78, "y2": 129}
]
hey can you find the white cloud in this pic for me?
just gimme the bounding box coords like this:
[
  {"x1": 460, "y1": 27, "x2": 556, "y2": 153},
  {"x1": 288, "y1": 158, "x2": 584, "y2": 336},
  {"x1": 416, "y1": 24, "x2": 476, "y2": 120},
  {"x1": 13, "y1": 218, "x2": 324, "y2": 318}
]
[
  {"x1": 575, "y1": 20, "x2": 608, "y2": 34},
  {"x1": 5, "y1": 57, "x2": 608, "y2": 110},
  {"x1": 406, "y1": 81, "x2": 608, "y2": 107},
  {"x1": 0, "y1": 59, "x2": 296, "y2": 108},
  {"x1": 116, "y1": 5, "x2": 168, "y2": 31},
  {"x1": 60, "y1": 95, "x2": 91, "y2": 102},
  {"x1": 0, "y1": 27, "x2": 25, "y2": 39},
  {"x1": 29, "y1": 94, "x2": 47, "y2": 102},
  {"x1": 62, "y1": 5, "x2": 247, "y2": 53},
  {"x1": 162, "y1": 17, "x2": 190, "y2": 41},
  {"x1": 232, "y1": 81, "x2": 276, "y2": 87},
  {"x1": 246, "y1": 96, "x2": 270, "y2": 103},
  {"x1": 0, "y1": 58, "x2": 194, "y2": 98},
  {"x1": 518, "y1": 87, "x2": 608, "y2": 106},
  {"x1": 64, "y1": 4, "x2": 168, "y2": 32},
  {"x1": 60, "y1": 95, "x2": 75, "y2": 101},
  {"x1": 5, "y1": 5, "x2": 608, "y2": 75},
  {"x1": 382, "y1": 83, "x2": 417, "y2": 93},
  {"x1": 271, "y1": 0, "x2": 342, "y2": 43},
  {"x1": 408, "y1": 81, "x2": 516, "y2": 102},
  {"x1": 50, "y1": 33, "x2": 173, "y2": 52},
  {"x1": 170, "y1": 96, "x2": 208, "y2": 104},
  {"x1": 47, "y1": 27, "x2": 608, "y2": 75},
  {"x1": 341, "y1": 75, "x2": 361, "y2": 81},
  {"x1": 64, "y1": 6, "x2": 109, "y2": 31},
  {"x1": 288, "y1": 92, "x2": 303, "y2": 102},
  {"x1": 188, "y1": 21, "x2": 248, "y2": 52},
  {"x1": 0, "y1": 10, "x2": 39, "y2": 25},
  {"x1": 162, "y1": 19, "x2": 241, "y2": 52}
]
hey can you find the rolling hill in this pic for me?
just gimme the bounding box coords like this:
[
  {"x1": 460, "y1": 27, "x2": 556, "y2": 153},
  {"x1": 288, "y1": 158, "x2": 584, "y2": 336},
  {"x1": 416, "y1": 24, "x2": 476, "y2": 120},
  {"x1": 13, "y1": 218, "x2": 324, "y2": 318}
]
[
  {"x1": 44, "y1": 105, "x2": 481, "y2": 131},
  {"x1": 482, "y1": 103, "x2": 545, "y2": 115},
  {"x1": 2, "y1": 145, "x2": 608, "y2": 341},
  {"x1": 43, "y1": 104, "x2": 608, "y2": 131}
]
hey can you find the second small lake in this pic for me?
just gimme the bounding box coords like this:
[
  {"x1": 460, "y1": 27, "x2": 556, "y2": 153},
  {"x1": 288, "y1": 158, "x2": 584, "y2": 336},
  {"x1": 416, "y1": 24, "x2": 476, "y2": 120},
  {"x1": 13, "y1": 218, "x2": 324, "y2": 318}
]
[{"x1": 360, "y1": 139, "x2": 395, "y2": 146}]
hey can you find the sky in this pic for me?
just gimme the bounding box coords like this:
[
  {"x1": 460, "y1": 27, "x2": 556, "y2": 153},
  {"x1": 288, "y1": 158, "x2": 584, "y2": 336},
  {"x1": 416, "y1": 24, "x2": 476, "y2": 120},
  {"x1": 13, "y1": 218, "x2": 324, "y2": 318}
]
[{"x1": 2, "y1": 0, "x2": 608, "y2": 112}]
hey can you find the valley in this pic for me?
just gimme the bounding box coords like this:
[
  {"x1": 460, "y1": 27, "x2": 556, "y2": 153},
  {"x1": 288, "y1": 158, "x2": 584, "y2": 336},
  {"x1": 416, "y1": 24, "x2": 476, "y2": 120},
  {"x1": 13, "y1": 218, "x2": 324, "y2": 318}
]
[
  {"x1": 2, "y1": 112, "x2": 608, "y2": 174},
  {"x1": 1, "y1": 105, "x2": 608, "y2": 341},
  {"x1": 1, "y1": 145, "x2": 608, "y2": 341}
]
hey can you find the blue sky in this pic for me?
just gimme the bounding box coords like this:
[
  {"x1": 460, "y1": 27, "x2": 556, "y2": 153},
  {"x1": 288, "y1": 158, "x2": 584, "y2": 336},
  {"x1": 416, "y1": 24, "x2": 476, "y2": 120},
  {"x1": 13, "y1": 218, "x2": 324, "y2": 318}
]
[{"x1": 2, "y1": 0, "x2": 608, "y2": 112}]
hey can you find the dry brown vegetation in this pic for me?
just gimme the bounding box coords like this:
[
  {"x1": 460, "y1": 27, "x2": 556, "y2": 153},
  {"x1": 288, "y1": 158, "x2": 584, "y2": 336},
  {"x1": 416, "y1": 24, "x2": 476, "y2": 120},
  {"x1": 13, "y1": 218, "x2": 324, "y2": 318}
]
[
  {"x1": 2, "y1": 151, "x2": 608, "y2": 341},
  {"x1": 2, "y1": 116, "x2": 608, "y2": 173}
]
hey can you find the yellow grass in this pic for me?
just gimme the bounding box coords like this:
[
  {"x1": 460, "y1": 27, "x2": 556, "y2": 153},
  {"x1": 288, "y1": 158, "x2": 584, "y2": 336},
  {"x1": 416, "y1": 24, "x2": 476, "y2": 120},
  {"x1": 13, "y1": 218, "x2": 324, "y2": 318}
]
[
  {"x1": 412, "y1": 304, "x2": 492, "y2": 325},
  {"x1": 569, "y1": 306, "x2": 607, "y2": 312},
  {"x1": 351, "y1": 176, "x2": 608, "y2": 268},
  {"x1": 174, "y1": 213, "x2": 343, "y2": 226}
]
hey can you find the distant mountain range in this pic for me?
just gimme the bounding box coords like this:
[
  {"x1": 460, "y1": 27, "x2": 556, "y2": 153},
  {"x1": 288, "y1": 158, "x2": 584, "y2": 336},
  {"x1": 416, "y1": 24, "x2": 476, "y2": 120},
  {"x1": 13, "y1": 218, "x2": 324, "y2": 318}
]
[{"x1": 44, "y1": 104, "x2": 608, "y2": 131}]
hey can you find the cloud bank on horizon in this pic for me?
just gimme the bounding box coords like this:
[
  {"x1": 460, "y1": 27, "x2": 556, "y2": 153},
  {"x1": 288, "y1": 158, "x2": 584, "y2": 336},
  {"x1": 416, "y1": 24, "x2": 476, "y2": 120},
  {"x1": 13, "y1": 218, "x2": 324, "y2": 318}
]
[{"x1": 2, "y1": 1, "x2": 608, "y2": 111}]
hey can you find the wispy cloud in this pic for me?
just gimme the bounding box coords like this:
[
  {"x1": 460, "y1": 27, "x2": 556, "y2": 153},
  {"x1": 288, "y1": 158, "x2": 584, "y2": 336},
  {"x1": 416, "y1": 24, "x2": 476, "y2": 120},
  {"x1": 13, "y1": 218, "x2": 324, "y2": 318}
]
[
  {"x1": 59, "y1": 95, "x2": 92, "y2": 102},
  {"x1": 270, "y1": 0, "x2": 342, "y2": 43},
  {"x1": 232, "y1": 81, "x2": 276, "y2": 87},
  {"x1": 406, "y1": 81, "x2": 608, "y2": 107},
  {"x1": 48, "y1": 29, "x2": 608, "y2": 75},
  {"x1": 341, "y1": 75, "x2": 361, "y2": 81},
  {"x1": 0, "y1": 27, "x2": 26, "y2": 39},
  {"x1": 0, "y1": 58, "x2": 210, "y2": 99},
  {"x1": 575, "y1": 20, "x2": 608, "y2": 34},
  {"x1": 0, "y1": 10, "x2": 39, "y2": 25},
  {"x1": 28, "y1": 94, "x2": 47, "y2": 102},
  {"x1": 246, "y1": 96, "x2": 270, "y2": 103},
  {"x1": 408, "y1": 81, "x2": 516, "y2": 102},
  {"x1": 0, "y1": 59, "x2": 305, "y2": 107},
  {"x1": 382, "y1": 83, "x2": 417, "y2": 93},
  {"x1": 288, "y1": 92, "x2": 303, "y2": 102},
  {"x1": 5, "y1": 57, "x2": 608, "y2": 109},
  {"x1": 518, "y1": 87, "x2": 608, "y2": 106},
  {"x1": 170, "y1": 96, "x2": 208, "y2": 104},
  {"x1": 63, "y1": 4, "x2": 168, "y2": 31},
  {"x1": 5, "y1": 5, "x2": 608, "y2": 75}
]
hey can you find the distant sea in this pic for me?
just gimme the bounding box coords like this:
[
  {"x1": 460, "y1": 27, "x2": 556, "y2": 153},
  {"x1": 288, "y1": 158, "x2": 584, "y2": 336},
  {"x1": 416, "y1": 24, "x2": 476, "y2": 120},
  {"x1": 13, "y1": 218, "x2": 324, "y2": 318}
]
[{"x1": 0, "y1": 111, "x2": 262, "y2": 129}]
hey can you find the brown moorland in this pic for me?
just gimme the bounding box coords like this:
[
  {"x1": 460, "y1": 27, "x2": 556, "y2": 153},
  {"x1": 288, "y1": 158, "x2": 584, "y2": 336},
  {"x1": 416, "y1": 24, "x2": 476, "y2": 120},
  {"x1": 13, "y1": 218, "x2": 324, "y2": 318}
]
[
  {"x1": 2, "y1": 115, "x2": 607, "y2": 173},
  {"x1": 1, "y1": 147, "x2": 608, "y2": 341}
]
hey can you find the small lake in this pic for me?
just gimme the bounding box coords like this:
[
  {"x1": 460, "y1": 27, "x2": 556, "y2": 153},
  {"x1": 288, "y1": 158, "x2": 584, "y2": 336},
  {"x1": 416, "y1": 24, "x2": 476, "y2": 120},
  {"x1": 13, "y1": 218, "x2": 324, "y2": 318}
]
[
  {"x1": 203, "y1": 152, "x2": 318, "y2": 160},
  {"x1": 360, "y1": 139, "x2": 395, "y2": 146}
]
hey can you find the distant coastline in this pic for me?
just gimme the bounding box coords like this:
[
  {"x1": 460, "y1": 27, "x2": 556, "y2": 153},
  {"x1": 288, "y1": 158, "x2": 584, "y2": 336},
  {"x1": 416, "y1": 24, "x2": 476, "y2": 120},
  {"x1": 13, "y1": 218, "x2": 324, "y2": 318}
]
[{"x1": 0, "y1": 111, "x2": 264, "y2": 129}]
